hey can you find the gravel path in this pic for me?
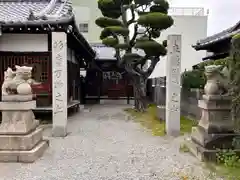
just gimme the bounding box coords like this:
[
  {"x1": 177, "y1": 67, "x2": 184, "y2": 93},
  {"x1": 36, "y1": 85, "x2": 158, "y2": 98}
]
[{"x1": 0, "y1": 105, "x2": 220, "y2": 180}]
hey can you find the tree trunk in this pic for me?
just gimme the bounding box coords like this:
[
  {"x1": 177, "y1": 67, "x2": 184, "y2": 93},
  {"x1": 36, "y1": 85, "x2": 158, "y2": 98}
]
[{"x1": 132, "y1": 76, "x2": 148, "y2": 112}]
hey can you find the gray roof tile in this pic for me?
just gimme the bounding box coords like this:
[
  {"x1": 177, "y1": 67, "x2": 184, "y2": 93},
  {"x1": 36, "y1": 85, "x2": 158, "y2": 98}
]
[
  {"x1": 193, "y1": 20, "x2": 240, "y2": 49},
  {"x1": 0, "y1": 0, "x2": 72, "y2": 25},
  {"x1": 0, "y1": 0, "x2": 96, "y2": 59}
]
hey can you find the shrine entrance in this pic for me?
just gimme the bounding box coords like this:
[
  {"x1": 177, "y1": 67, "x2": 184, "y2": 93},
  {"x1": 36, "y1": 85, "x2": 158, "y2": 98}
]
[{"x1": 85, "y1": 59, "x2": 133, "y2": 104}]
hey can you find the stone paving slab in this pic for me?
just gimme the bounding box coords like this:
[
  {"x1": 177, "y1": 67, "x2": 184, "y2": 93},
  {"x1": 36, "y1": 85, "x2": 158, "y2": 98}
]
[{"x1": 0, "y1": 105, "x2": 221, "y2": 180}]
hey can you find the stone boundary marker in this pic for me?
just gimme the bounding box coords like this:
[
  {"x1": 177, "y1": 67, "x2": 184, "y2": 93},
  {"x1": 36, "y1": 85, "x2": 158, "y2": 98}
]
[{"x1": 165, "y1": 35, "x2": 182, "y2": 136}]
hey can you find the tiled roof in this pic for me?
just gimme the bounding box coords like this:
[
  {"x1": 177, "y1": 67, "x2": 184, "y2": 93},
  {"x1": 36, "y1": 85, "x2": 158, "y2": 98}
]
[
  {"x1": 0, "y1": 0, "x2": 73, "y2": 25},
  {"x1": 0, "y1": 0, "x2": 96, "y2": 60},
  {"x1": 193, "y1": 20, "x2": 240, "y2": 50}
]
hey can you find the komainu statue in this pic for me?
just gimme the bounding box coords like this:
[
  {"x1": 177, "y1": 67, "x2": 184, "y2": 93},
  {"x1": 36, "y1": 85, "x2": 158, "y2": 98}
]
[
  {"x1": 0, "y1": 65, "x2": 40, "y2": 133},
  {"x1": 0, "y1": 65, "x2": 48, "y2": 162},
  {"x1": 1, "y1": 65, "x2": 37, "y2": 96},
  {"x1": 204, "y1": 65, "x2": 229, "y2": 95},
  {"x1": 1, "y1": 67, "x2": 16, "y2": 96}
]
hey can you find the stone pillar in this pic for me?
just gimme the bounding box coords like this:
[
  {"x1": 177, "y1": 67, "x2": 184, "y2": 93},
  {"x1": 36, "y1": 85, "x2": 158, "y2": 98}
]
[
  {"x1": 51, "y1": 32, "x2": 68, "y2": 137},
  {"x1": 0, "y1": 95, "x2": 49, "y2": 162},
  {"x1": 165, "y1": 35, "x2": 182, "y2": 136}
]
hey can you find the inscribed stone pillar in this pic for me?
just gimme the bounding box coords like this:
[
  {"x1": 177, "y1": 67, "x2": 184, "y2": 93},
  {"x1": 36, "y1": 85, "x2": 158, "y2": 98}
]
[
  {"x1": 51, "y1": 32, "x2": 68, "y2": 137},
  {"x1": 165, "y1": 35, "x2": 182, "y2": 136}
]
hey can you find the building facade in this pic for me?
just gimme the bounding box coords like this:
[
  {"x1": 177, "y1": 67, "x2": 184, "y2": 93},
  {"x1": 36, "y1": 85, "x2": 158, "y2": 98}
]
[
  {"x1": 0, "y1": 0, "x2": 95, "y2": 110},
  {"x1": 72, "y1": 2, "x2": 208, "y2": 77},
  {"x1": 150, "y1": 8, "x2": 208, "y2": 77},
  {"x1": 72, "y1": 0, "x2": 101, "y2": 42}
]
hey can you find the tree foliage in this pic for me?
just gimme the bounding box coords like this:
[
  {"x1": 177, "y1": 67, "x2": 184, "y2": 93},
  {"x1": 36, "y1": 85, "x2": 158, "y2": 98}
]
[
  {"x1": 229, "y1": 33, "x2": 240, "y2": 129},
  {"x1": 95, "y1": 0, "x2": 173, "y2": 111}
]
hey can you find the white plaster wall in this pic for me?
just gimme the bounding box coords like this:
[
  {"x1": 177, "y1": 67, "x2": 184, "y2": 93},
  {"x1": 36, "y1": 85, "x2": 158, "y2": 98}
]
[
  {"x1": 0, "y1": 34, "x2": 48, "y2": 52},
  {"x1": 150, "y1": 15, "x2": 208, "y2": 78},
  {"x1": 73, "y1": 5, "x2": 92, "y2": 41},
  {"x1": 72, "y1": 1, "x2": 208, "y2": 77}
]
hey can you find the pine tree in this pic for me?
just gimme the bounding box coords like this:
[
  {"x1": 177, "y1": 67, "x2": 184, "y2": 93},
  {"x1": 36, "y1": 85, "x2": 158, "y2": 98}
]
[{"x1": 95, "y1": 0, "x2": 174, "y2": 111}]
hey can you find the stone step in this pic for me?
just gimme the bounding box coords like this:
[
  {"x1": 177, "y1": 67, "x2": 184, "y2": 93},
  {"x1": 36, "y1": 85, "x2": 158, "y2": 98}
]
[
  {"x1": 0, "y1": 140, "x2": 49, "y2": 163},
  {"x1": 0, "y1": 127, "x2": 43, "y2": 151}
]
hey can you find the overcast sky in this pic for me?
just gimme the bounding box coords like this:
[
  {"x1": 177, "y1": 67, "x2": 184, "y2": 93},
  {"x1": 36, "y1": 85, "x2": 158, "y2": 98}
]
[{"x1": 169, "y1": 0, "x2": 240, "y2": 35}]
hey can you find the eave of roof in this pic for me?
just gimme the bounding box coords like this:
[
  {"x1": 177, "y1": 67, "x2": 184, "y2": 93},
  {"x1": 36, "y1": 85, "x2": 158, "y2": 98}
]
[
  {"x1": 193, "y1": 29, "x2": 240, "y2": 50},
  {"x1": 193, "y1": 20, "x2": 240, "y2": 50},
  {"x1": 0, "y1": 0, "x2": 95, "y2": 60},
  {"x1": 202, "y1": 52, "x2": 229, "y2": 61}
]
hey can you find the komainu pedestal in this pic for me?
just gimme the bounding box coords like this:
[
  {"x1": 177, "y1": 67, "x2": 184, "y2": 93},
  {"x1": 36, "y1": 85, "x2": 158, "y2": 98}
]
[
  {"x1": 186, "y1": 95, "x2": 239, "y2": 161},
  {"x1": 185, "y1": 65, "x2": 240, "y2": 161},
  {"x1": 0, "y1": 96, "x2": 49, "y2": 162},
  {"x1": 0, "y1": 66, "x2": 48, "y2": 163}
]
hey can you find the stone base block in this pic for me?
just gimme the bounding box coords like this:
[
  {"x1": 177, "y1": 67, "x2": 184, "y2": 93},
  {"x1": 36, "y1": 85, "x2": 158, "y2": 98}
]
[
  {"x1": 0, "y1": 119, "x2": 39, "y2": 135},
  {"x1": 184, "y1": 138, "x2": 240, "y2": 162},
  {"x1": 184, "y1": 137, "x2": 213, "y2": 161},
  {"x1": 191, "y1": 126, "x2": 236, "y2": 149},
  {"x1": 2, "y1": 95, "x2": 33, "y2": 102},
  {"x1": 0, "y1": 140, "x2": 49, "y2": 163},
  {"x1": 52, "y1": 125, "x2": 67, "y2": 137},
  {"x1": 0, "y1": 101, "x2": 36, "y2": 110},
  {"x1": 0, "y1": 128, "x2": 43, "y2": 150}
]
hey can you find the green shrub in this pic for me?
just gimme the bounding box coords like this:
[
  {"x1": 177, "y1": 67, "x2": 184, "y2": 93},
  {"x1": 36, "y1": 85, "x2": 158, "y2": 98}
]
[
  {"x1": 182, "y1": 57, "x2": 230, "y2": 89},
  {"x1": 196, "y1": 57, "x2": 229, "y2": 70},
  {"x1": 181, "y1": 70, "x2": 205, "y2": 89}
]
